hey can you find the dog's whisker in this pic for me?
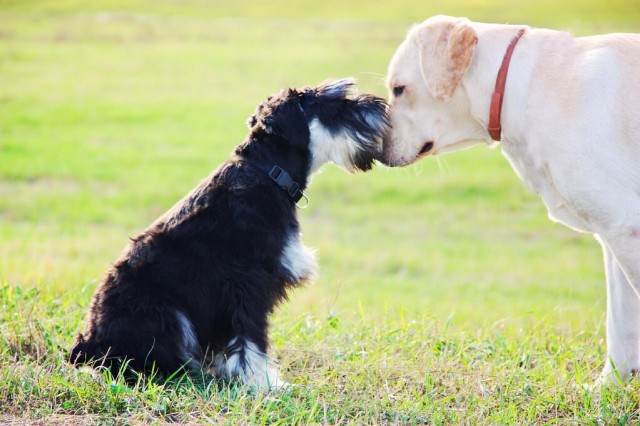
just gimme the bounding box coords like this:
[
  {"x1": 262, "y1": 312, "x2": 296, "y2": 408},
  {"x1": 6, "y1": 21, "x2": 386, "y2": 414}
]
[{"x1": 434, "y1": 156, "x2": 450, "y2": 176}]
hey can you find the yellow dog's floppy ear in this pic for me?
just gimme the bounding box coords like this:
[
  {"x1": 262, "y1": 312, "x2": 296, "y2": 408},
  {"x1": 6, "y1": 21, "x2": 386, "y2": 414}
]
[{"x1": 416, "y1": 16, "x2": 478, "y2": 102}]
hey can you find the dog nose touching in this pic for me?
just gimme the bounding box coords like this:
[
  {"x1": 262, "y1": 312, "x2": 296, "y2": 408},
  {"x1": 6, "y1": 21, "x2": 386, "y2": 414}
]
[{"x1": 377, "y1": 133, "x2": 395, "y2": 166}]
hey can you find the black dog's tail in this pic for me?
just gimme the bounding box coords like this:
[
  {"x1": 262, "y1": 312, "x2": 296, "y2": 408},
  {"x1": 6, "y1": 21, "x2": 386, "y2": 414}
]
[
  {"x1": 69, "y1": 332, "x2": 191, "y2": 380},
  {"x1": 69, "y1": 333, "x2": 117, "y2": 369},
  {"x1": 69, "y1": 333, "x2": 130, "y2": 377},
  {"x1": 69, "y1": 333, "x2": 95, "y2": 366}
]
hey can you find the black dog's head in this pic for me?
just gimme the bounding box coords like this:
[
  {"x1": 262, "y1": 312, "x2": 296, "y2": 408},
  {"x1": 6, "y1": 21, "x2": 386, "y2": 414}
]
[{"x1": 241, "y1": 79, "x2": 389, "y2": 178}]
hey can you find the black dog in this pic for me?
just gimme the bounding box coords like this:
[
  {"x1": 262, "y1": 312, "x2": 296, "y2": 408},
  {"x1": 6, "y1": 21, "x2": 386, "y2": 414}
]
[{"x1": 69, "y1": 79, "x2": 389, "y2": 389}]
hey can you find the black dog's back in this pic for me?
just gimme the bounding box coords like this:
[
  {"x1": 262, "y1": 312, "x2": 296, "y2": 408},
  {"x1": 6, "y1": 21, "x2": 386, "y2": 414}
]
[{"x1": 70, "y1": 161, "x2": 300, "y2": 376}]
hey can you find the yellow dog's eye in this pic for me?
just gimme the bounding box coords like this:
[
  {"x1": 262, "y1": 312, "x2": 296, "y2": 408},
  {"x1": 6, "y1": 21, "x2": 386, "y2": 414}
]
[{"x1": 393, "y1": 86, "x2": 405, "y2": 97}]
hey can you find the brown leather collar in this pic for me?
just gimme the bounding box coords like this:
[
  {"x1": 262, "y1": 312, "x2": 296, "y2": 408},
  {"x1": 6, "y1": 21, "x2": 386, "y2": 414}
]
[{"x1": 488, "y1": 28, "x2": 526, "y2": 141}]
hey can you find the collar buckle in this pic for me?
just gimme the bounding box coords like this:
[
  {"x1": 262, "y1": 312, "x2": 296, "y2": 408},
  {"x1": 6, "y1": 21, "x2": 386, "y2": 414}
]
[{"x1": 268, "y1": 165, "x2": 305, "y2": 204}]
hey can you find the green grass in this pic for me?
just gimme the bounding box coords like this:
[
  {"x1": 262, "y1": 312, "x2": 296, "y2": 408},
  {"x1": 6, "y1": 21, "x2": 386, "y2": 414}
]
[{"x1": 1, "y1": 0, "x2": 640, "y2": 423}]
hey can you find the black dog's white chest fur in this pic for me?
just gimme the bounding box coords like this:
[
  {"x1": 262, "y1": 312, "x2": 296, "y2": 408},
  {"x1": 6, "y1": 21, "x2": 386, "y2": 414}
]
[
  {"x1": 281, "y1": 234, "x2": 318, "y2": 284},
  {"x1": 69, "y1": 78, "x2": 388, "y2": 389}
]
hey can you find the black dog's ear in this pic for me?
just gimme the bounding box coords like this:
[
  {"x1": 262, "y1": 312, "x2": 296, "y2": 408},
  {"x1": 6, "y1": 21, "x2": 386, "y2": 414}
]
[
  {"x1": 270, "y1": 96, "x2": 310, "y2": 145},
  {"x1": 248, "y1": 89, "x2": 310, "y2": 146}
]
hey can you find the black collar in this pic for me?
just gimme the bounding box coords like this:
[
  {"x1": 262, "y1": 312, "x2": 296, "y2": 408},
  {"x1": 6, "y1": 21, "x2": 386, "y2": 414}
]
[{"x1": 237, "y1": 159, "x2": 309, "y2": 207}]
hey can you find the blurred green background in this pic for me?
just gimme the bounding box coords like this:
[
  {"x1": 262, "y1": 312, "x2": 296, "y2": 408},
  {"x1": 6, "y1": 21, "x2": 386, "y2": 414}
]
[{"x1": 1, "y1": 0, "x2": 639, "y2": 333}]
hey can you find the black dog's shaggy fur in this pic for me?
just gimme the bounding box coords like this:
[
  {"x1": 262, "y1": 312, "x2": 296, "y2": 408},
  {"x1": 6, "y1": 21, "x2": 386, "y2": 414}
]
[{"x1": 69, "y1": 79, "x2": 389, "y2": 388}]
